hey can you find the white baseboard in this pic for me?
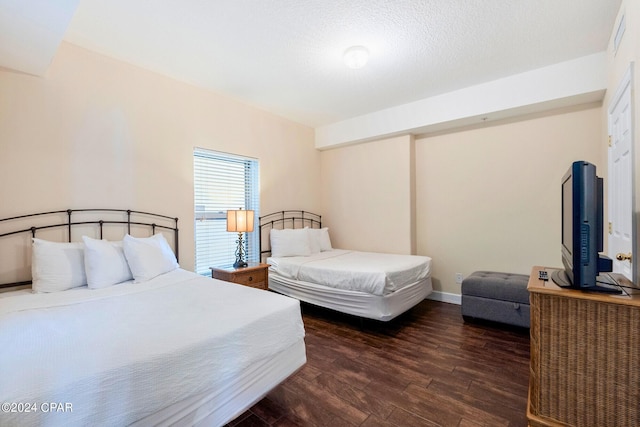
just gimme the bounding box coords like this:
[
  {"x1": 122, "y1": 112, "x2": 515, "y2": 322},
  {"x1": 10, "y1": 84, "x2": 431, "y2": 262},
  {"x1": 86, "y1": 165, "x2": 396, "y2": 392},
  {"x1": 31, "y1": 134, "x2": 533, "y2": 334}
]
[{"x1": 427, "y1": 291, "x2": 461, "y2": 305}]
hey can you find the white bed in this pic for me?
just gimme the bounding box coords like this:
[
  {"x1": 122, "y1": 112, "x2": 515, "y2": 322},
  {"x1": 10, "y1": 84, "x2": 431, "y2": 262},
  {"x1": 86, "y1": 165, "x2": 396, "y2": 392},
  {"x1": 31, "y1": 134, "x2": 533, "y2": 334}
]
[
  {"x1": 0, "y1": 270, "x2": 305, "y2": 426},
  {"x1": 0, "y1": 209, "x2": 306, "y2": 427},
  {"x1": 260, "y1": 211, "x2": 433, "y2": 321}
]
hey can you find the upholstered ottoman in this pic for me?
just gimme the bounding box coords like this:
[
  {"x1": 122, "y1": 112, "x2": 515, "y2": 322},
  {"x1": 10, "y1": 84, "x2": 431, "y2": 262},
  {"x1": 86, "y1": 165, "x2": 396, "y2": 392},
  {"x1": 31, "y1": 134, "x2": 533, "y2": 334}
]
[{"x1": 461, "y1": 271, "x2": 530, "y2": 328}]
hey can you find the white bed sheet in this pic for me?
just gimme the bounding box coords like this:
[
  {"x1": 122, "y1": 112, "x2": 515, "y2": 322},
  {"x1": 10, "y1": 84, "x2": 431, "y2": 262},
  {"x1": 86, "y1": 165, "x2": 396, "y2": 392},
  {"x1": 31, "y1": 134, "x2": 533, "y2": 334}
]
[
  {"x1": 134, "y1": 340, "x2": 306, "y2": 426},
  {"x1": 268, "y1": 249, "x2": 431, "y2": 296},
  {"x1": 0, "y1": 269, "x2": 305, "y2": 426},
  {"x1": 269, "y1": 274, "x2": 432, "y2": 321}
]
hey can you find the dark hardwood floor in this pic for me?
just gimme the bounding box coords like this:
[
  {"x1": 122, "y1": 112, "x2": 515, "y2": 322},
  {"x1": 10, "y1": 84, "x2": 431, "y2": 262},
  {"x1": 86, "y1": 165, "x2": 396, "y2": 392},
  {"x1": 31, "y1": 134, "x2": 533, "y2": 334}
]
[{"x1": 229, "y1": 300, "x2": 530, "y2": 427}]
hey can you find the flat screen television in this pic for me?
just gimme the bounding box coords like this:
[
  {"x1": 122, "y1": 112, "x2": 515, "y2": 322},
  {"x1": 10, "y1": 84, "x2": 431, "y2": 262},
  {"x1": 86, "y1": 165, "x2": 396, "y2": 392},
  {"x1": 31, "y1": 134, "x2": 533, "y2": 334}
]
[{"x1": 551, "y1": 160, "x2": 617, "y2": 292}]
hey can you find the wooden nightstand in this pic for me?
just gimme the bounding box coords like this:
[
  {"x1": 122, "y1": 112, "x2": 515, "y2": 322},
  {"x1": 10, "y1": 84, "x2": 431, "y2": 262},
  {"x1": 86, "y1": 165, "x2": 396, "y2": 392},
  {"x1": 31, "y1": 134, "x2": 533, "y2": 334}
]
[{"x1": 209, "y1": 262, "x2": 270, "y2": 290}]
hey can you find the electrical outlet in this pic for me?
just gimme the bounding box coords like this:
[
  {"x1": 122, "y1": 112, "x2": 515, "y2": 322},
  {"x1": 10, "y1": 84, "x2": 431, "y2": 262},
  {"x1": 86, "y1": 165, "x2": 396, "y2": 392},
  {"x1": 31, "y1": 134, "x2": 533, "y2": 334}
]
[{"x1": 455, "y1": 273, "x2": 464, "y2": 284}]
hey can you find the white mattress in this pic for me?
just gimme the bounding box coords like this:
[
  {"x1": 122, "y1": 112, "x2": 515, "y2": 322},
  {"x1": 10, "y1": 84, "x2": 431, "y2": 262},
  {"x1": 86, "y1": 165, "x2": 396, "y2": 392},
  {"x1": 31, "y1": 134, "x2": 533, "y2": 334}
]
[
  {"x1": 267, "y1": 249, "x2": 431, "y2": 296},
  {"x1": 0, "y1": 269, "x2": 306, "y2": 426}
]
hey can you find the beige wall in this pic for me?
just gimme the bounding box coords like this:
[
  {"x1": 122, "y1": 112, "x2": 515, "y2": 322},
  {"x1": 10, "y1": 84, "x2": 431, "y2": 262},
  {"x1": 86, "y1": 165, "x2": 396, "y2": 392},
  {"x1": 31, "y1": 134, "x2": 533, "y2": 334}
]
[
  {"x1": 415, "y1": 107, "x2": 603, "y2": 295},
  {"x1": 319, "y1": 107, "x2": 603, "y2": 297},
  {"x1": 320, "y1": 135, "x2": 415, "y2": 254},
  {"x1": 0, "y1": 42, "x2": 319, "y2": 281}
]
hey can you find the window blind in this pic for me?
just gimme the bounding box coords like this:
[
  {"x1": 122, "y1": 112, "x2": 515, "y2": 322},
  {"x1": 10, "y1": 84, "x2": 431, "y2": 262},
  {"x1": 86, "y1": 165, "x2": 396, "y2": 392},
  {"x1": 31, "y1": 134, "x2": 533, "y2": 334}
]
[{"x1": 193, "y1": 148, "x2": 259, "y2": 276}]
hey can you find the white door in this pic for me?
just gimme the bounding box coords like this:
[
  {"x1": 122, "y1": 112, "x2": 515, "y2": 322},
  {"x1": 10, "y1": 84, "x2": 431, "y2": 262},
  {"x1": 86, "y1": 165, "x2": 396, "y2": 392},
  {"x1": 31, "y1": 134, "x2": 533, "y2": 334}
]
[{"x1": 608, "y1": 65, "x2": 634, "y2": 281}]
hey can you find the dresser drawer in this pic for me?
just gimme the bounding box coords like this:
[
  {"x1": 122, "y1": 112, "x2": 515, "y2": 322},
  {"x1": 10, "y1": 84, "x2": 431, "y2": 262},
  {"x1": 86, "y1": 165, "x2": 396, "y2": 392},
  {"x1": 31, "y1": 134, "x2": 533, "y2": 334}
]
[
  {"x1": 210, "y1": 263, "x2": 270, "y2": 290},
  {"x1": 233, "y1": 269, "x2": 267, "y2": 289}
]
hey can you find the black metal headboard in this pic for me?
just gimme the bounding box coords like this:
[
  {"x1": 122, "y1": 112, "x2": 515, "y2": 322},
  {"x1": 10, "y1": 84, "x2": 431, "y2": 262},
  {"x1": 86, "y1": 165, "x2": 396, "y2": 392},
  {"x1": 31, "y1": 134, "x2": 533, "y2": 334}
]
[
  {"x1": 259, "y1": 210, "x2": 321, "y2": 259},
  {"x1": 0, "y1": 209, "x2": 179, "y2": 289}
]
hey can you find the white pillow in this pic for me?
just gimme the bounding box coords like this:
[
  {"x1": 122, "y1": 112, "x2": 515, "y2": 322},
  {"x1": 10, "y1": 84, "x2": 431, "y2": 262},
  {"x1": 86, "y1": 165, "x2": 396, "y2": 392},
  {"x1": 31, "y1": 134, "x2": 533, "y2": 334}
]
[
  {"x1": 270, "y1": 228, "x2": 312, "y2": 257},
  {"x1": 306, "y1": 227, "x2": 321, "y2": 254},
  {"x1": 123, "y1": 234, "x2": 179, "y2": 283},
  {"x1": 82, "y1": 236, "x2": 133, "y2": 289},
  {"x1": 309, "y1": 227, "x2": 332, "y2": 252},
  {"x1": 31, "y1": 238, "x2": 86, "y2": 293}
]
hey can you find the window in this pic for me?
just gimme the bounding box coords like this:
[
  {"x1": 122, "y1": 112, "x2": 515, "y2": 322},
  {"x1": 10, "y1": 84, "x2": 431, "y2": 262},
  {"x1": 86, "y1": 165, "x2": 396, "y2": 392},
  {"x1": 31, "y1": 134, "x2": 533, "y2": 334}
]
[{"x1": 193, "y1": 148, "x2": 259, "y2": 275}]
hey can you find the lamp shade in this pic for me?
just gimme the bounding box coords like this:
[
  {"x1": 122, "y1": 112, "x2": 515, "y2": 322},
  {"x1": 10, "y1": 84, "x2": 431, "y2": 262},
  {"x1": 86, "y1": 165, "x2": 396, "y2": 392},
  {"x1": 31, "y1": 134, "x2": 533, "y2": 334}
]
[{"x1": 226, "y1": 209, "x2": 254, "y2": 233}]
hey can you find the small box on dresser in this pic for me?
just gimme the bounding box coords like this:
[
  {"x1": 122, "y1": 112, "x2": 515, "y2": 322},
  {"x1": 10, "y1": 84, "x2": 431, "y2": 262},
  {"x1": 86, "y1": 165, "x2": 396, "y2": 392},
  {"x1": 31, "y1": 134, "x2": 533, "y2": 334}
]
[{"x1": 210, "y1": 262, "x2": 269, "y2": 290}]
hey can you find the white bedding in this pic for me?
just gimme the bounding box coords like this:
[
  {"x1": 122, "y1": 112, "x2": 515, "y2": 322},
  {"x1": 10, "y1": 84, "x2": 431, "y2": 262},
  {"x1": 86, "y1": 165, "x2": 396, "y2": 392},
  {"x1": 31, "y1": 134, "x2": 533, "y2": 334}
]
[
  {"x1": 0, "y1": 269, "x2": 305, "y2": 426},
  {"x1": 268, "y1": 249, "x2": 431, "y2": 296},
  {"x1": 269, "y1": 274, "x2": 432, "y2": 321}
]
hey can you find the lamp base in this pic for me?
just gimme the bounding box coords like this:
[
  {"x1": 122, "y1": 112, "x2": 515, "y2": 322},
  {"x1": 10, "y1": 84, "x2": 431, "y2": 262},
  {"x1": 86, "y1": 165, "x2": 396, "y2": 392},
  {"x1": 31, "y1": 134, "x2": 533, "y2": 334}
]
[
  {"x1": 233, "y1": 231, "x2": 248, "y2": 269},
  {"x1": 233, "y1": 260, "x2": 248, "y2": 269}
]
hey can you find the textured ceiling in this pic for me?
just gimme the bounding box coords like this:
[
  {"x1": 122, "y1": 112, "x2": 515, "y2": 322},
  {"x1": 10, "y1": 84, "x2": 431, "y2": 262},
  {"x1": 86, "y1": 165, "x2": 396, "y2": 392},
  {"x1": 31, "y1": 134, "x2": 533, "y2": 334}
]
[{"x1": 59, "y1": 0, "x2": 621, "y2": 127}]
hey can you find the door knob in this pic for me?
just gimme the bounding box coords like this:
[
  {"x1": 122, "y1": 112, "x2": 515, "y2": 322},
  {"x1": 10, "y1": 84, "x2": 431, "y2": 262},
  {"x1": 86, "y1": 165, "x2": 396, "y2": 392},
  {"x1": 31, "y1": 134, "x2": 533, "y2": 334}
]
[{"x1": 616, "y1": 252, "x2": 632, "y2": 262}]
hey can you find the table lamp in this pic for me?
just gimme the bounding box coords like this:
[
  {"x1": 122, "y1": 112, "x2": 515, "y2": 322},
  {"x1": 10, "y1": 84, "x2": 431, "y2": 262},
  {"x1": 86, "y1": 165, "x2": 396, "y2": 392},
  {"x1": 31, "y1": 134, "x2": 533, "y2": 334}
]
[{"x1": 226, "y1": 209, "x2": 254, "y2": 268}]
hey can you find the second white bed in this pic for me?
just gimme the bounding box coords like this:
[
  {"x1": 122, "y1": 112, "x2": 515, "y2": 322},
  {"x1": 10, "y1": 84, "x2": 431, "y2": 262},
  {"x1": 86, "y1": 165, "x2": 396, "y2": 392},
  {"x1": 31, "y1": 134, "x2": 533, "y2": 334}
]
[{"x1": 267, "y1": 249, "x2": 432, "y2": 321}]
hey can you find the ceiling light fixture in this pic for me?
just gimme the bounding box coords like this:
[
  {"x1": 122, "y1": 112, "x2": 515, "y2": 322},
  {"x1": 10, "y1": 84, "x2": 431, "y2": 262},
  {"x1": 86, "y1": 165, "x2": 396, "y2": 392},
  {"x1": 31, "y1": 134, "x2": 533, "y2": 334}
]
[{"x1": 343, "y1": 45, "x2": 369, "y2": 69}]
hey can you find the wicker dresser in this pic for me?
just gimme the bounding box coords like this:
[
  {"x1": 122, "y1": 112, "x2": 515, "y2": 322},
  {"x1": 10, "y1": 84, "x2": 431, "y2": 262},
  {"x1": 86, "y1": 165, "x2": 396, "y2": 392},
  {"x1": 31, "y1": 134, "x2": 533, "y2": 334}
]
[{"x1": 527, "y1": 266, "x2": 640, "y2": 427}]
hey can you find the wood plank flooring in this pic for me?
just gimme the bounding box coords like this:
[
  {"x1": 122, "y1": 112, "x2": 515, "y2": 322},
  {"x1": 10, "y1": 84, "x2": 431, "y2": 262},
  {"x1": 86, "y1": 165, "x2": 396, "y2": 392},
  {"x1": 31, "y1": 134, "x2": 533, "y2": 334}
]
[{"x1": 228, "y1": 300, "x2": 530, "y2": 427}]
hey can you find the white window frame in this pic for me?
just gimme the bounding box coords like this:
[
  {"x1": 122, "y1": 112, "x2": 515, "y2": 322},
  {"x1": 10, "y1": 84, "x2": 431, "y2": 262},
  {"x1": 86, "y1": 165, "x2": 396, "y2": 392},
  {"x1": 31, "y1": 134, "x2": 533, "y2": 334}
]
[{"x1": 193, "y1": 148, "x2": 259, "y2": 275}]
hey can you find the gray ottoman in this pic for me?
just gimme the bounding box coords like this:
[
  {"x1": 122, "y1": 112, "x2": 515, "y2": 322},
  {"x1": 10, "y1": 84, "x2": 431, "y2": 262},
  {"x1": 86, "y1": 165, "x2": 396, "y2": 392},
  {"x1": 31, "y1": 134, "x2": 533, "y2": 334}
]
[{"x1": 461, "y1": 271, "x2": 530, "y2": 328}]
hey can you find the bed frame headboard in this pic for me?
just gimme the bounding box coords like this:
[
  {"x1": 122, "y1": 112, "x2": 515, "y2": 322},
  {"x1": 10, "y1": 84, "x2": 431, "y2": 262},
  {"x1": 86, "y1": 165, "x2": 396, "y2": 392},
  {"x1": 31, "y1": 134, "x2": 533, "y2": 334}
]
[
  {"x1": 0, "y1": 208, "x2": 179, "y2": 289},
  {"x1": 259, "y1": 210, "x2": 321, "y2": 260}
]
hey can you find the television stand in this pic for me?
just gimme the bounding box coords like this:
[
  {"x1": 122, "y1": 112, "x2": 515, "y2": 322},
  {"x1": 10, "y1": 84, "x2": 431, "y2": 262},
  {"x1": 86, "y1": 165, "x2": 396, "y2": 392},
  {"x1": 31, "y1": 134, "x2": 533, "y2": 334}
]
[
  {"x1": 528, "y1": 266, "x2": 640, "y2": 426},
  {"x1": 551, "y1": 269, "x2": 622, "y2": 294}
]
